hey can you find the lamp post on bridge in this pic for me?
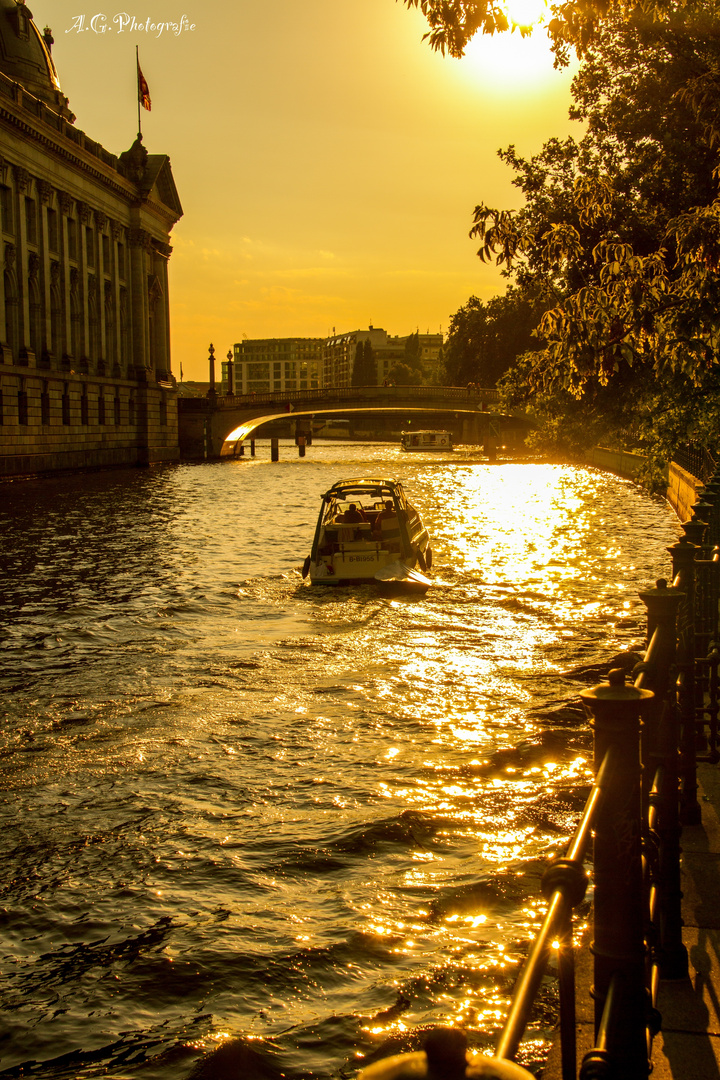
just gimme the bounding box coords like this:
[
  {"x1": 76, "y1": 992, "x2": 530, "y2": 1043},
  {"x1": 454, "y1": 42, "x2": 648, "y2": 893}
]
[
  {"x1": 226, "y1": 349, "x2": 234, "y2": 396},
  {"x1": 207, "y1": 343, "x2": 216, "y2": 400}
]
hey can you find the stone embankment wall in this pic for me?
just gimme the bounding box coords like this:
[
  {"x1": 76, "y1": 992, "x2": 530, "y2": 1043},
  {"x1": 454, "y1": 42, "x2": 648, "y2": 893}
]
[{"x1": 586, "y1": 447, "x2": 699, "y2": 521}]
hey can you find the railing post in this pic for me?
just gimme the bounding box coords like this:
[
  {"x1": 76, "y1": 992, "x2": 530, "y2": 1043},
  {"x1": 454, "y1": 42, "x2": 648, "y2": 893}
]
[
  {"x1": 580, "y1": 670, "x2": 653, "y2": 1079},
  {"x1": 636, "y1": 580, "x2": 688, "y2": 980},
  {"x1": 636, "y1": 580, "x2": 679, "y2": 793},
  {"x1": 669, "y1": 535, "x2": 702, "y2": 825},
  {"x1": 356, "y1": 1029, "x2": 537, "y2": 1079}
]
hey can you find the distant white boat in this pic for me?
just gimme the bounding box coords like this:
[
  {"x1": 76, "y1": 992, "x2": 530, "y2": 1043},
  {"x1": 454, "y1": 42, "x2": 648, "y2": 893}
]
[
  {"x1": 400, "y1": 430, "x2": 452, "y2": 452},
  {"x1": 302, "y1": 477, "x2": 432, "y2": 589}
]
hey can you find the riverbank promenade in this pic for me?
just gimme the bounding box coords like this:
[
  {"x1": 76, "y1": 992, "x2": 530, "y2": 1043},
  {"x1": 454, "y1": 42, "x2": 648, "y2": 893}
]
[{"x1": 543, "y1": 760, "x2": 720, "y2": 1079}]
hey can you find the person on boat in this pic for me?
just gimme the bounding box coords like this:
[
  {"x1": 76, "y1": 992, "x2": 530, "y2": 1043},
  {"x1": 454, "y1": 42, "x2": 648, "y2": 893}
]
[
  {"x1": 373, "y1": 500, "x2": 396, "y2": 537},
  {"x1": 342, "y1": 503, "x2": 366, "y2": 523}
]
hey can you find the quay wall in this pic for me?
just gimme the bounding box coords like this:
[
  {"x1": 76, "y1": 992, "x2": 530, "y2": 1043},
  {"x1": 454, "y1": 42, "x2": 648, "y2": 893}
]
[{"x1": 586, "y1": 447, "x2": 700, "y2": 521}]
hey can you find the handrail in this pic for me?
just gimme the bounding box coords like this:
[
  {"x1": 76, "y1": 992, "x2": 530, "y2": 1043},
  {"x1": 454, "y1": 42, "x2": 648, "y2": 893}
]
[{"x1": 494, "y1": 749, "x2": 614, "y2": 1069}]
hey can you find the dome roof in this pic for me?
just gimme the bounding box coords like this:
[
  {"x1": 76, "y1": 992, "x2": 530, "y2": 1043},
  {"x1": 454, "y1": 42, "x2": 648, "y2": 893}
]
[{"x1": 0, "y1": 1, "x2": 72, "y2": 117}]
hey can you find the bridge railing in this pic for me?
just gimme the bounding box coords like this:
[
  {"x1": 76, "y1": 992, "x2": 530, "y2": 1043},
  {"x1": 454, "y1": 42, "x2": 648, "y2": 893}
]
[
  {"x1": 178, "y1": 384, "x2": 500, "y2": 410},
  {"x1": 358, "y1": 463, "x2": 720, "y2": 1080}
]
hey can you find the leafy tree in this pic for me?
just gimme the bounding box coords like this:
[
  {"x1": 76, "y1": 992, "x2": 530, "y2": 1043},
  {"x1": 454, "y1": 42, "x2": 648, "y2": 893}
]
[
  {"x1": 352, "y1": 341, "x2": 364, "y2": 387},
  {"x1": 444, "y1": 286, "x2": 549, "y2": 386},
  {"x1": 352, "y1": 339, "x2": 377, "y2": 385},
  {"x1": 404, "y1": 331, "x2": 422, "y2": 367},
  {"x1": 463, "y1": 4, "x2": 720, "y2": 461},
  {"x1": 362, "y1": 340, "x2": 377, "y2": 385},
  {"x1": 384, "y1": 332, "x2": 428, "y2": 385},
  {"x1": 385, "y1": 361, "x2": 418, "y2": 385},
  {"x1": 400, "y1": 0, "x2": 685, "y2": 62}
]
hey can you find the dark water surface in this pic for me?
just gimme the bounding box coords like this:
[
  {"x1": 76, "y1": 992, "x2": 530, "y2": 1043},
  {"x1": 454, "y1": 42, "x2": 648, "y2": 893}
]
[{"x1": 0, "y1": 444, "x2": 680, "y2": 1079}]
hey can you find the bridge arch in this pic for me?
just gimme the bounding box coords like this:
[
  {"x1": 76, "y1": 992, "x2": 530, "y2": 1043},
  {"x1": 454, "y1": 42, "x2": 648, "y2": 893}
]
[{"x1": 176, "y1": 385, "x2": 530, "y2": 459}]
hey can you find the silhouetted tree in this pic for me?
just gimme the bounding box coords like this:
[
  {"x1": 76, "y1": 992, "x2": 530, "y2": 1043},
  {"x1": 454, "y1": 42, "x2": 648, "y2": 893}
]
[
  {"x1": 352, "y1": 339, "x2": 377, "y2": 385},
  {"x1": 444, "y1": 287, "x2": 548, "y2": 387}
]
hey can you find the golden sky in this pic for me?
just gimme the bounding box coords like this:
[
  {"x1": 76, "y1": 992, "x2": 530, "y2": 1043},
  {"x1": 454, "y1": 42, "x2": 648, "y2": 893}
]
[{"x1": 48, "y1": 0, "x2": 578, "y2": 380}]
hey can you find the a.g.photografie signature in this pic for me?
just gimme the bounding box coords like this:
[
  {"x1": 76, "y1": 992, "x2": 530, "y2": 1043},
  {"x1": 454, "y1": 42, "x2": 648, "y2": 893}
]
[{"x1": 66, "y1": 14, "x2": 196, "y2": 37}]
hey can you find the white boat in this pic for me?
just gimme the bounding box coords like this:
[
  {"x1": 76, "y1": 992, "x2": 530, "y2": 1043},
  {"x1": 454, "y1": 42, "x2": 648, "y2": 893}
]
[
  {"x1": 302, "y1": 478, "x2": 433, "y2": 588},
  {"x1": 400, "y1": 429, "x2": 453, "y2": 452}
]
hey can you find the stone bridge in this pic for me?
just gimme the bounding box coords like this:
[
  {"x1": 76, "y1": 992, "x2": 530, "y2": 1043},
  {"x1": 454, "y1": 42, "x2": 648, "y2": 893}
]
[{"x1": 177, "y1": 384, "x2": 529, "y2": 459}]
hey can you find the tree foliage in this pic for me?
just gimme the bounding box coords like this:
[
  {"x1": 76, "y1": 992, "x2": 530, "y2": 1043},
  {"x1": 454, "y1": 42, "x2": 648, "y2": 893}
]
[
  {"x1": 352, "y1": 340, "x2": 377, "y2": 386},
  {"x1": 449, "y1": 3, "x2": 720, "y2": 461},
  {"x1": 400, "y1": 0, "x2": 690, "y2": 62},
  {"x1": 444, "y1": 287, "x2": 549, "y2": 386},
  {"x1": 385, "y1": 361, "x2": 418, "y2": 385},
  {"x1": 387, "y1": 331, "x2": 428, "y2": 384}
]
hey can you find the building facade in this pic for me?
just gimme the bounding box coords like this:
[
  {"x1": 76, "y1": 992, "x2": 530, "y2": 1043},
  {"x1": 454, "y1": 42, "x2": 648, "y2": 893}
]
[
  {"x1": 0, "y1": 0, "x2": 183, "y2": 477},
  {"x1": 322, "y1": 326, "x2": 443, "y2": 386},
  {"x1": 232, "y1": 337, "x2": 324, "y2": 394},
  {"x1": 232, "y1": 328, "x2": 444, "y2": 392}
]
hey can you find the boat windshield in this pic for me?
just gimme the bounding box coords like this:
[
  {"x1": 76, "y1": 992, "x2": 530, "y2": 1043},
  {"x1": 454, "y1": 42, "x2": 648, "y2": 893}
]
[{"x1": 321, "y1": 482, "x2": 406, "y2": 527}]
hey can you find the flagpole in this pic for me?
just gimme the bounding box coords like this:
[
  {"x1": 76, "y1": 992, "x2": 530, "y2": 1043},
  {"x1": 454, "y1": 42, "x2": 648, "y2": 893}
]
[{"x1": 136, "y1": 45, "x2": 141, "y2": 137}]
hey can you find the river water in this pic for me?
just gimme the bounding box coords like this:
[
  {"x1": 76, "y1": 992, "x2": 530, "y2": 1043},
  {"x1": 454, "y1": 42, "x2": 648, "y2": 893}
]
[{"x1": 0, "y1": 443, "x2": 680, "y2": 1080}]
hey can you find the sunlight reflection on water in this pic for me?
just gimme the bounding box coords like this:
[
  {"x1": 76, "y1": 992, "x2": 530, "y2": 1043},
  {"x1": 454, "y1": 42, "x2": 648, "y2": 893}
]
[{"x1": 0, "y1": 447, "x2": 679, "y2": 1078}]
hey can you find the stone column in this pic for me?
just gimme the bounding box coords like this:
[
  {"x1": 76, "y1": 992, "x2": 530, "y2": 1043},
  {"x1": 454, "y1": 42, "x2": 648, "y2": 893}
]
[
  {"x1": 111, "y1": 223, "x2": 123, "y2": 368},
  {"x1": 128, "y1": 227, "x2": 150, "y2": 374},
  {"x1": 0, "y1": 158, "x2": 8, "y2": 342},
  {"x1": 13, "y1": 166, "x2": 30, "y2": 361},
  {"x1": 95, "y1": 212, "x2": 107, "y2": 363},
  {"x1": 152, "y1": 244, "x2": 171, "y2": 378},
  {"x1": 58, "y1": 192, "x2": 73, "y2": 361},
  {"x1": 38, "y1": 181, "x2": 53, "y2": 363},
  {"x1": 77, "y1": 202, "x2": 91, "y2": 361}
]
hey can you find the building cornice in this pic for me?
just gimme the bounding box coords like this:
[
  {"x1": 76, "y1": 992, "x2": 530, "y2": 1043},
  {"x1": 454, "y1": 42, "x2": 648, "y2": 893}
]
[{"x1": 0, "y1": 100, "x2": 136, "y2": 203}]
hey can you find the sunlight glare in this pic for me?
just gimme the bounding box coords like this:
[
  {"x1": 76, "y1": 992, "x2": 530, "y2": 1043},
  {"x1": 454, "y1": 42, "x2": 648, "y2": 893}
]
[
  {"x1": 453, "y1": 3, "x2": 576, "y2": 96},
  {"x1": 504, "y1": 0, "x2": 548, "y2": 30}
]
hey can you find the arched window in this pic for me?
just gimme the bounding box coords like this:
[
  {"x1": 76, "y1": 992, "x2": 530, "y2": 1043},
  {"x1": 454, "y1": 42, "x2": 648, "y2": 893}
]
[
  {"x1": 104, "y1": 281, "x2": 115, "y2": 366},
  {"x1": 28, "y1": 274, "x2": 42, "y2": 362},
  {"x1": 119, "y1": 287, "x2": 128, "y2": 370},
  {"x1": 69, "y1": 279, "x2": 81, "y2": 363},
  {"x1": 4, "y1": 267, "x2": 18, "y2": 361},
  {"x1": 88, "y1": 280, "x2": 98, "y2": 363},
  {"x1": 41, "y1": 380, "x2": 50, "y2": 425},
  {"x1": 50, "y1": 282, "x2": 63, "y2": 361}
]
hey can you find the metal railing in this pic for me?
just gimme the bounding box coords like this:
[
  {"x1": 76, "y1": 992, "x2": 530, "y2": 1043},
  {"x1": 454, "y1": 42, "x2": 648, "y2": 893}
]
[
  {"x1": 359, "y1": 460, "x2": 720, "y2": 1080},
  {"x1": 178, "y1": 384, "x2": 501, "y2": 411},
  {"x1": 672, "y1": 443, "x2": 717, "y2": 484}
]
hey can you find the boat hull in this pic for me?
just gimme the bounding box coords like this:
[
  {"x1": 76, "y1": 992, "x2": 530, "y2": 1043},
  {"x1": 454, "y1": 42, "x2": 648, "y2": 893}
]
[
  {"x1": 304, "y1": 476, "x2": 432, "y2": 588},
  {"x1": 400, "y1": 429, "x2": 452, "y2": 452}
]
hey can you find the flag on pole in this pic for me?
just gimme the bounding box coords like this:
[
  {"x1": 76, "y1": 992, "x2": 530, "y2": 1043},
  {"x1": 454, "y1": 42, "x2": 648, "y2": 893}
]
[{"x1": 137, "y1": 60, "x2": 151, "y2": 112}]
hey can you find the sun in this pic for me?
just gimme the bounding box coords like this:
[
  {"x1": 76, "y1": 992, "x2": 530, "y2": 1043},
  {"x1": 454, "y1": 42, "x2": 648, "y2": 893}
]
[
  {"x1": 452, "y1": 0, "x2": 563, "y2": 94},
  {"x1": 503, "y1": 0, "x2": 549, "y2": 31}
]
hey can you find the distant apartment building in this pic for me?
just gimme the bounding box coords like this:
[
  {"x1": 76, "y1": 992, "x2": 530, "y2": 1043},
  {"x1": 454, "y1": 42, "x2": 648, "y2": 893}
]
[
  {"x1": 232, "y1": 338, "x2": 324, "y2": 394},
  {"x1": 231, "y1": 328, "x2": 444, "y2": 392},
  {"x1": 323, "y1": 326, "x2": 443, "y2": 387}
]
